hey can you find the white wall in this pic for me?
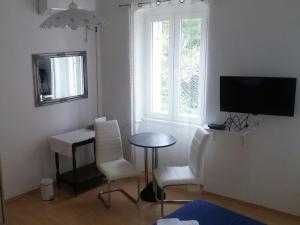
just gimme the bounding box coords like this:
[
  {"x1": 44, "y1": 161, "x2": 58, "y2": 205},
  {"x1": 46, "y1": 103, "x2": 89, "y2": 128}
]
[
  {"x1": 97, "y1": 0, "x2": 133, "y2": 159},
  {"x1": 97, "y1": 0, "x2": 131, "y2": 127},
  {"x1": 97, "y1": 0, "x2": 300, "y2": 215},
  {"x1": 0, "y1": 0, "x2": 98, "y2": 198},
  {"x1": 205, "y1": 0, "x2": 300, "y2": 216}
]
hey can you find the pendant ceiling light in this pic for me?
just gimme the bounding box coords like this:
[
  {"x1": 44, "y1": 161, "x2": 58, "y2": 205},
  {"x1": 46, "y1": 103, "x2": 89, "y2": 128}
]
[{"x1": 40, "y1": 0, "x2": 105, "y2": 30}]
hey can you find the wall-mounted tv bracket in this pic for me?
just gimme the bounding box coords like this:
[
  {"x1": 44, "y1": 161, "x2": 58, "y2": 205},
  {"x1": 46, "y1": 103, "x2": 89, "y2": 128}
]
[{"x1": 224, "y1": 113, "x2": 251, "y2": 131}]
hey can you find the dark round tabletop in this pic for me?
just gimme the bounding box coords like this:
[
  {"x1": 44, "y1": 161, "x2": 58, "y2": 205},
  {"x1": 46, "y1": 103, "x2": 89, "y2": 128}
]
[{"x1": 128, "y1": 132, "x2": 176, "y2": 148}]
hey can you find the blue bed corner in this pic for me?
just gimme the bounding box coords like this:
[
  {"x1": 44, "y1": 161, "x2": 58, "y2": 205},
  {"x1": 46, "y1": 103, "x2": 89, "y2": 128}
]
[{"x1": 154, "y1": 200, "x2": 266, "y2": 225}]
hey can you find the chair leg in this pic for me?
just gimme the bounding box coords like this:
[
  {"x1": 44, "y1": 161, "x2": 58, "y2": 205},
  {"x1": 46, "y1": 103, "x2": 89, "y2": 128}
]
[
  {"x1": 154, "y1": 182, "x2": 196, "y2": 217},
  {"x1": 161, "y1": 187, "x2": 164, "y2": 217},
  {"x1": 153, "y1": 178, "x2": 165, "y2": 217},
  {"x1": 98, "y1": 178, "x2": 140, "y2": 209},
  {"x1": 98, "y1": 180, "x2": 112, "y2": 208},
  {"x1": 137, "y1": 177, "x2": 140, "y2": 202}
]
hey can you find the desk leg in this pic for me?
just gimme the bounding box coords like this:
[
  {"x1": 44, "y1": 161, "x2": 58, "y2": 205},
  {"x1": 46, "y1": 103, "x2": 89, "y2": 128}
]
[
  {"x1": 152, "y1": 148, "x2": 159, "y2": 189},
  {"x1": 144, "y1": 148, "x2": 148, "y2": 185},
  {"x1": 154, "y1": 148, "x2": 158, "y2": 168},
  {"x1": 140, "y1": 147, "x2": 165, "y2": 202},
  {"x1": 55, "y1": 153, "x2": 60, "y2": 188},
  {"x1": 72, "y1": 146, "x2": 78, "y2": 196},
  {"x1": 152, "y1": 148, "x2": 156, "y2": 192},
  {"x1": 152, "y1": 148, "x2": 155, "y2": 172}
]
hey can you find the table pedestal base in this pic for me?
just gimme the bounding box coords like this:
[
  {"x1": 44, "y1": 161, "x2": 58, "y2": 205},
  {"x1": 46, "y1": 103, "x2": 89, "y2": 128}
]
[{"x1": 140, "y1": 182, "x2": 166, "y2": 202}]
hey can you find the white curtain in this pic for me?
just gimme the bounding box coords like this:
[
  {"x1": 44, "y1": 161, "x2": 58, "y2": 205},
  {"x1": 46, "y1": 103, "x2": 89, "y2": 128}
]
[{"x1": 129, "y1": 0, "x2": 209, "y2": 172}]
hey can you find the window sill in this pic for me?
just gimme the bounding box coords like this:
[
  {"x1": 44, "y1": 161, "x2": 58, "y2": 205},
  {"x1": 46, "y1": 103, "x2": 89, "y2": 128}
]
[{"x1": 140, "y1": 117, "x2": 204, "y2": 129}]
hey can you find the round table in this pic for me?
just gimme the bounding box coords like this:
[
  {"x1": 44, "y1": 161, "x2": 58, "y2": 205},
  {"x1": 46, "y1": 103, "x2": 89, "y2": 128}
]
[{"x1": 128, "y1": 132, "x2": 176, "y2": 202}]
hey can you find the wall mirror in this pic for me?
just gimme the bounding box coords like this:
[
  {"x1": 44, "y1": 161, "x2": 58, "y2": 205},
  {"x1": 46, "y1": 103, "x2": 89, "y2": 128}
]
[{"x1": 32, "y1": 51, "x2": 88, "y2": 107}]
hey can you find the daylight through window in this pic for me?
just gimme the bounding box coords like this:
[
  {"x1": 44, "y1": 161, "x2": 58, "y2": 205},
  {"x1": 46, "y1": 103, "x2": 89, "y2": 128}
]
[{"x1": 147, "y1": 9, "x2": 207, "y2": 124}]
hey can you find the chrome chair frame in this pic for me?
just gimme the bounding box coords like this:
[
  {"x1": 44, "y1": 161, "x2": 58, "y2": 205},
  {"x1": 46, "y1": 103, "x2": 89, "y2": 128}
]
[
  {"x1": 98, "y1": 177, "x2": 140, "y2": 208},
  {"x1": 154, "y1": 180, "x2": 200, "y2": 217},
  {"x1": 153, "y1": 128, "x2": 209, "y2": 217}
]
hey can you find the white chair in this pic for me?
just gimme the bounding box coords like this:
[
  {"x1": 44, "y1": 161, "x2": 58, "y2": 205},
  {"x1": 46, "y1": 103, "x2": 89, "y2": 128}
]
[
  {"x1": 153, "y1": 128, "x2": 210, "y2": 216},
  {"x1": 95, "y1": 120, "x2": 140, "y2": 208}
]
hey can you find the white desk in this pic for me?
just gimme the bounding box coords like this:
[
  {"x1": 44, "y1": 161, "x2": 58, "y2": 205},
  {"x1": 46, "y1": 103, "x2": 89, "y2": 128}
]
[
  {"x1": 50, "y1": 129, "x2": 95, "y2": 157},
  {"x1": 50, "y1": 128, "x2": 102, "y2": 196}
]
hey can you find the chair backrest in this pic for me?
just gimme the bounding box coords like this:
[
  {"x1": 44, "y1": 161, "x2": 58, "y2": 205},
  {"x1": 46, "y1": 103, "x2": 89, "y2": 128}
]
[
  {"x1": 95, "y1": 120, "x2": 124, "y2": 164},
  {"x1": 188, "y1": 128, "x2": 210, "y2": 179}
]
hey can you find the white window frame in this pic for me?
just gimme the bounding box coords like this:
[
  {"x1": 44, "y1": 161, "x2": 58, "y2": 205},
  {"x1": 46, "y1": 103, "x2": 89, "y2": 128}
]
[
  {"x1": 146, "y1": 15, "x2": 174, "y2": 121},
  {"x1": 145, "y1": 4, "x2": 208, "y2": 125},
  {"x1": 173, "y1": 13, "x2": 208, "y2": 124}
]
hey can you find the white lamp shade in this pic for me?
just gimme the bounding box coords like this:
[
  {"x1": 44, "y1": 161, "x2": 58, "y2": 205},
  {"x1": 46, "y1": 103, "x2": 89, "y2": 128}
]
[{"x1": 40, "y1": 2, "x2": 105, "y2": 30}]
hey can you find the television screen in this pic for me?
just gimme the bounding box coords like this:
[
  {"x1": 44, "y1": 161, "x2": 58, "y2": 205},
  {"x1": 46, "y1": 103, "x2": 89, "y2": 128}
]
[{"x1": 220, "y1": 76, "x2": 297, "y2": 116}]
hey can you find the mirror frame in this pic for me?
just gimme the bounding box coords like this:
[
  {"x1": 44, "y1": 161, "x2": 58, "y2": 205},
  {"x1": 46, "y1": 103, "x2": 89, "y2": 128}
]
[{"x1": 32, "y1": 51, "x2": 88, "y2": 107}]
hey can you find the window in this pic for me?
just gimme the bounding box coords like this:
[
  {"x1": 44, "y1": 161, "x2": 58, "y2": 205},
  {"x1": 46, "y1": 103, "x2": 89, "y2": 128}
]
[
  {"x1": 151, "y1": 20, "x2": 171, "y2": 115},
  {"x1": 146, "y1": 9, "x2": 208, "y2": 124},
  {"x1": 178, "y1": 18, "x2": 202, "y2": 118}
]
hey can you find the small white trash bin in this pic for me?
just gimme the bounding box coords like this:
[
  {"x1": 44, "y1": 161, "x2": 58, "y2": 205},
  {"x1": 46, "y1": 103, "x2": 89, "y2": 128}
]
[{"x1": 40, "y1": 178, "x2": 54, "y2": 201}]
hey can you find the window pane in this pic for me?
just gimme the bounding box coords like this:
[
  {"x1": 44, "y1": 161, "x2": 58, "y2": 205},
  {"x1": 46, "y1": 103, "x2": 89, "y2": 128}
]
[
  {"x1": 151, "y1": 20, "x2": 170, "y2": 114},
  {"x1": 178, "y1": 19, "x2": 202, "y2": 118}
]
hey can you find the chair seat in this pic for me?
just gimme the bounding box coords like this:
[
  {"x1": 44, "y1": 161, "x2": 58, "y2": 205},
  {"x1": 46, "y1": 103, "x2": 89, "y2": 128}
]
[
  {"x1": 153, "y1": 166, "x2": 200, "y2": 188},
  {"x1": 97, "y1": 159, "x2": 139, "y2": 181}
]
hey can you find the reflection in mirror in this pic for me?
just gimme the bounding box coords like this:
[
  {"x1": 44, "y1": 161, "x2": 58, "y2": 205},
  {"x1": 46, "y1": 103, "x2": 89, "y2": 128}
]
[{"x1": 32, "y1": 51, "x2": 88, "y2": 106}]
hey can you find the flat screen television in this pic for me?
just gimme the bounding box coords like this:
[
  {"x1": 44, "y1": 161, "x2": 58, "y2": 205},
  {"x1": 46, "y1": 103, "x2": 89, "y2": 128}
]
[{"x1": 220, "y1": 76, "x2": 297, "y2": 116}]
